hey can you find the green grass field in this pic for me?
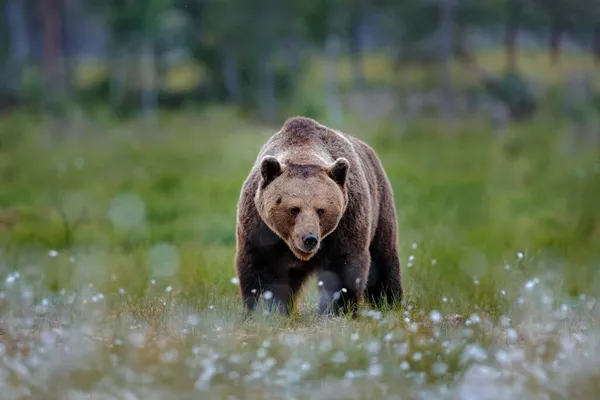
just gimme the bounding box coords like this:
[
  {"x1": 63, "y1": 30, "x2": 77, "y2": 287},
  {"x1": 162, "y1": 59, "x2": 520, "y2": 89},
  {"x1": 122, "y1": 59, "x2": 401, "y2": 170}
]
[{"x1": 1, "y1": 107, "x2": 599, "y2": 399}]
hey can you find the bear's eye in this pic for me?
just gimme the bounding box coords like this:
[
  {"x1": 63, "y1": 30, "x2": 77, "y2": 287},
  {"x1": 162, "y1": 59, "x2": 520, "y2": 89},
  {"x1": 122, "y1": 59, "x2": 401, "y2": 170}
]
[
  {"x1": 316, "y1": 208, "x2": 325, "y2": 217},
  {"x1": 290, "y1": 207, "x2": 301, "y2": 216}
]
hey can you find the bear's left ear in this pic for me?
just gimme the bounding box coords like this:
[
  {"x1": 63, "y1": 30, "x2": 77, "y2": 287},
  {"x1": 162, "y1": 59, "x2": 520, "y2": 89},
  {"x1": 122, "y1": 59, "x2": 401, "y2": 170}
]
[
  {"x1": 328, "y1": 157, "x2": 349, "y2": 187},
  {"x1": 260, "y1": 155, "x2": 283, "y2": 186}
]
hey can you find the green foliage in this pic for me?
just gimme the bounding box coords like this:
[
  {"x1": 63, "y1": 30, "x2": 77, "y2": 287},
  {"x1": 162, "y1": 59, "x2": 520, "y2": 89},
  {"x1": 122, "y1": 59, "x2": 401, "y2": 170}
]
[
  {"x1": 99, "y1": 0, "x2": 173, "y2": 39},
  {"x1": 4, "y1": 0, "x2": 596, "y2": 122}
]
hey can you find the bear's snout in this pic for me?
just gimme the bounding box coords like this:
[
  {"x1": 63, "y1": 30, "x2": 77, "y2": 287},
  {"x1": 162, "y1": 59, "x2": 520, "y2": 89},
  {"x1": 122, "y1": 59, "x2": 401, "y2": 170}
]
[{"x1": 302, "y1": 234, "x2": 319, "y2": 250}]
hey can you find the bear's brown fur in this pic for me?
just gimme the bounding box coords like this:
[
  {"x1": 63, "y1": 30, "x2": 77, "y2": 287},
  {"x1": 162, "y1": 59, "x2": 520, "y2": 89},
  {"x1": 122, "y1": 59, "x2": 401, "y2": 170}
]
[{"x1": 234, "y1": 116, "x2": 403, "y2": 318}]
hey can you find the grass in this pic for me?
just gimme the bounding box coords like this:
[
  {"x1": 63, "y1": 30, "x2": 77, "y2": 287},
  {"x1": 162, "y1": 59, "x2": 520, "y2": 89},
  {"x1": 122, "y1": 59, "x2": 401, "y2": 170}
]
[{"x1": 0, "y1": 107, "x2": 599, "y2": 398}]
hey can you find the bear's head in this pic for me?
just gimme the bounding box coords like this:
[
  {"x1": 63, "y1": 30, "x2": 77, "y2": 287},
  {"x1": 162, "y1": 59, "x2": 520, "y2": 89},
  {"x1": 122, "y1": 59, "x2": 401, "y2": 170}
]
[{"x1": 255, "y1": 155, "x2": 349, "y2": 261}]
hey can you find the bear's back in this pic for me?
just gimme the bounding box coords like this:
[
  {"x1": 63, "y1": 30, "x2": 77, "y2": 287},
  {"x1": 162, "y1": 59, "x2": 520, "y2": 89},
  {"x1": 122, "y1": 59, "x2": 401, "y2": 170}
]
[{"x1": 263, "y1": 116, "x2": 358, "y2": 163}]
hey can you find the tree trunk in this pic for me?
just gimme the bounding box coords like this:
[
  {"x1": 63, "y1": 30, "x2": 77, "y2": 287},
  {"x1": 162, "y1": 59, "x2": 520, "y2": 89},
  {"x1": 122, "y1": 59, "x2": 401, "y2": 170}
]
[
  {"x1": 4, "y1": 0, "x2": 30, "y2": 93},
  {"x1": 438, "y1": 0, "x2": 456, "y2": 124},
  {"x1": 139, "y1": 37, "x2": 158, "y2": 125},
  {"x1": 285, "y1": 33, "x2": 302, "y2": 93},
  {"x1": 255, "y1": 0, "x2": 278, "y2": 122},
  {"x1": 324, "y1": 34, "x2": 343, "y2": 125},
  {"x1": 593, "y1": 25, "x2": 600, "y2": 66},
  {"x1": 42, "y1": 0, "x2": 65, "y2": 110},
  {"x1": 62, "y1": 0, "x2": 78, "y2": 97},
  {"x1": 348, "y1": 0, "x2": 366, "y2": 90},
  {"x1": 109, "y1": 46, "x2": 128, "y2": 113},
  {"x1": 505, "y1": 0, "x2": 518, "y2": 72},
  {"x1": 549, "y1": 21, "x2": 562, "y2": 65},
  {"x1": 221, "y1": 45, "x2": 241, "y2": 103},
  {"x1": 256, "y1": 47, "x2": 277, "y2": 123}
]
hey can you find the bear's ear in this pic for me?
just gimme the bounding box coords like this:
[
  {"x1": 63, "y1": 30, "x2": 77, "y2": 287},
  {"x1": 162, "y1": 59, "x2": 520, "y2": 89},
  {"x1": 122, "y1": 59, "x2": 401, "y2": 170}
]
[
  {"x1": 260, "y1": 155, "x2": 283, "y2": 186},
  {"x1": 328, "y1": 157, "x2": 349, "y2": 187}
]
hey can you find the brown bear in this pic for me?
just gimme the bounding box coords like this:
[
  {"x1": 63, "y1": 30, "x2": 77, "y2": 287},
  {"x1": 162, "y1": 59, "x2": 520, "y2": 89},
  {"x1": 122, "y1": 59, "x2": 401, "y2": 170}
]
[{"x1": 234, "y1": 116, "x2": 403, "y2": 318}]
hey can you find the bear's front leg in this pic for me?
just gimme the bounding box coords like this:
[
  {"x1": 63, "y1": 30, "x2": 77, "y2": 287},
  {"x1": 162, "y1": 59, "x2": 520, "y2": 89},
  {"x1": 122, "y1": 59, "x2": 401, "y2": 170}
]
[
  {"x1": 240, "y1": 284, "x2": 290, "y2": 316},
  {"x1": 317, "y1": 251, "x2": 370, "y2": 319},
  {"x1": 236, "y1": 249, "x2": 295, "y2": 317}
]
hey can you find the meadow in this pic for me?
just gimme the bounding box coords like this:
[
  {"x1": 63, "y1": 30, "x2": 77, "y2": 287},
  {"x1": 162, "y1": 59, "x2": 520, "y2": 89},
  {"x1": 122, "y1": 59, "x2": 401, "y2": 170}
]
[{"x1": 0, "y1": 104, "x2": 600, "y2": 399}]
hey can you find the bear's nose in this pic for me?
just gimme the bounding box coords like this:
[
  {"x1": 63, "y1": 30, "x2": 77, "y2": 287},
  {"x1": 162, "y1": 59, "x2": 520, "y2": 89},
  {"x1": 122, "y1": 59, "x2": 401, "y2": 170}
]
[{"x1": 303, "y1": 234, "x2": 319, "y2": 249}]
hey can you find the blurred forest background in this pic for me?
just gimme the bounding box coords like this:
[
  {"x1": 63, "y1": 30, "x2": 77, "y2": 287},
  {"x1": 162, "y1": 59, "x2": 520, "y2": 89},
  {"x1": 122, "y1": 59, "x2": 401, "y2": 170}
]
[
  {"x1": 1, "y1": 0, "x2": 600, "y2": 303},
  {"x1": 1, "y1": 0, "x2": 600, "y2": 126}
]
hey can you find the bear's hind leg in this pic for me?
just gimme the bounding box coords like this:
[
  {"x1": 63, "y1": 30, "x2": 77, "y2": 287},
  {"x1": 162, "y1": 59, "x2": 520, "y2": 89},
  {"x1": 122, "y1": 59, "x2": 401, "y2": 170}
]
[
  {"x1": 364, "y1": 256, "x2": 403, "y2": 309},
  {"x1": 364, "y1": 218, "x2": 403, "y2": 310}
]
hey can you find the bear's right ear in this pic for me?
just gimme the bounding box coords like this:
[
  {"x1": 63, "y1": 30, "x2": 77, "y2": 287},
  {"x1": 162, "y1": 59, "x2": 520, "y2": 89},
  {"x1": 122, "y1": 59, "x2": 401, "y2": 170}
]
[
  {"x1": 327, "y1": 157, "x2": 349, "y2": 187},
  {"x1": 260, "y1": 156, "x2": 283, "y2": 186}
]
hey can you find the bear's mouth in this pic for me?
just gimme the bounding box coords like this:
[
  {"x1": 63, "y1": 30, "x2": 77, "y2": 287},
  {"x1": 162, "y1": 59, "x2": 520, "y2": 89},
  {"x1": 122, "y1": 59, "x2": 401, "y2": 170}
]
[{"x1": 290, "y1": 244, "x2": 318, "y2": 261}]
